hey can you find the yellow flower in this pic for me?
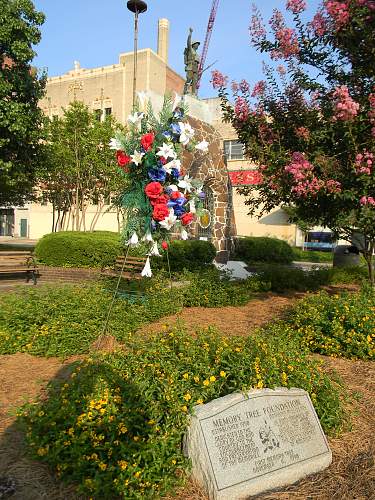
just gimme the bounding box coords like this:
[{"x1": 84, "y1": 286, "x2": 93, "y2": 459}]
[
  {"x1": 193, "y1": 375, "x2": 200, "y2": 383},
  {"x1": 133, "y1": 436, "x2": 140, "y2": 442},
  {"x1": 196, "y1": 398, "x2": 204, "y2": 405},
  {"x1": 209, "y1": 376, "x2": 216, "y2": 382},
  {"x1": 203, "y1": 379, "x2": 210, "y2": 386},
  {"x1": 220, "y1": 371, "x2": 227, "y2": 378},
  {"x1": 183, "y1": 373, "x2": 189, "y2": 379},
  {"x1": 98, "y1": 462, "x2": 107, "y2": 471},
  {"x1": 171, "y1": 459, "x2": 176, "y2": 465},
  {"x1": 235, "y1": 347, "x2": 241, "y2": 352},
  {"x1": 38, "y1": 411, "x2": 45, "y2": 417},
  {"x1": 67, "y1": 427, "x2": 74, "y2": 436},
  {"x1": 147, "y1": 419, "x2": 156, "y2": 425},
  {"x1": 181, "y1": 405, "x2": 188, "y2": 412},
  {"x1": 118, "y1": 460, "x2": 128, "y2": 470},
  {"x1": 183, "y1": 393, "x2": 192, "y2": 401},
  {"x1": 134, "y1": 471, "x2": 141, "y2": 478},
  {"x1": 257, "y1": 380, "x2": 264, "y2": 389},
  {"x1": 37, "y1": 447, "x2": 48, "y2": 456}
]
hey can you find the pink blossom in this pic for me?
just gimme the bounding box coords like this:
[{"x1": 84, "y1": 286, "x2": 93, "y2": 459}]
[
  {"x1": 360, "y1": 196, "x2": 375, "y2": 205},
  {"x1": 272, "y1": 27, "x2": 300, "y2": 59},
  {"x1": 326, "y1": 179, "x2": 342, "y2": 193},
  {"x1": 357, "y1": 0, "x2": 375, "y2": 10},
  {"x1": 251, "y1": 80, "x2": 266, "y2": 97},
  {"x1": 277, "y1": 65, "x2": 287, "y2": 76},
  {"x1": 249, "y1": 6, "x2": 266, "y2": 44},
  {"x1": 269, "y1": 9, "x2": 285, "y2": 32},
  {"x1": 287, "y1": 0, "x2": 307, "y2": 14},
  {"x1": 295, "y1": 126, "x2": 310, "y2": 140},
  {"x1": 211, "y1": 70, "x2": 228, "y2": 89},
  {"x1": 332, "y1": 86, "x2": 360, "y2": 121},
  {"x1": 285, "y1": 152, "x2": 328, "y2": 197},
  {"x1": 231, "y1": 81, "x2": 239, "y2": 93},
  {"x1": 309, "y1": 11, "x2": 327, "y2": 36},
  {"x1": 234, "y1": 96, "x2": 250, "y2": 121},
  {"x1": 368, "y1": 92, "x2": 375, "y2": 127},
  {"x1": 325, "y1": 1, "x2": 350, "y2": 28},
  {"x1": 355, "y1": 150, "x2": 373, "y2": 175},
  {"x1": 239, "y1": 79, "x2": 251, "y2": 94}
]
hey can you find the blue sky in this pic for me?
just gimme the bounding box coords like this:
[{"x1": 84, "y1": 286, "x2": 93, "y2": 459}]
[{"x1": 32, "y1": 0, "x2": 321, "y2": 98}]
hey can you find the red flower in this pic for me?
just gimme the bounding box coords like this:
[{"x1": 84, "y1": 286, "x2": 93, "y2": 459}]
[
  {"x1": 145, "y1": 182, "x2": 163, "y2": 199},
  {"x1": 170, "y1": 191, "x2": 183, "y2": 200},
  {"x1": 116, "y1": 151, "x2": 131, "y2": 167},
  {"x1": 141, "y1": 132, "x2": 155, "y2": 152},
  {"x1": 150, "y1": 194, "x2": 169, "y2": 206},
  {"x1": 153, "y1": 204, "x2": 169, "y2": 221},
  {"x1": 181, "y1": 212, "x2": 194, "y2": 225},
  {"x1": 162, "y1": 241, "x2": 168, "y2": 250}
]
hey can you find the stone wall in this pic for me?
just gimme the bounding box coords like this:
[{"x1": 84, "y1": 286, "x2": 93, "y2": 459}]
[{"x1": 184, "y1": 117, "x2": 235, "y2": 263}]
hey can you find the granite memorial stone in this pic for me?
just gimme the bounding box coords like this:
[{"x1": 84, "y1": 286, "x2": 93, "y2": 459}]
[{"x1": 184, "y1": 387, "x2": 332, "y2": 500}]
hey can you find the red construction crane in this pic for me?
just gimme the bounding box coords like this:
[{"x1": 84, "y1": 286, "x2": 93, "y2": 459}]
[{"x1": 196, "y1": 0, "x2": 220, "y2": 92}]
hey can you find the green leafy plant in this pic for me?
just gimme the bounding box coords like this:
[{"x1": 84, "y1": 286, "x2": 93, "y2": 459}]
[
  {"x1": 18, "y1": 326, "x2": 346, "y2": 499},
  {"x1": 289, "y1": 287, "x2": 375, "y2": 360},
  {"x1": 233, "y1": 237, "x2": 294, "y2": 264},
  {"x1": 34, "y1": 231, "x2": 122, "y2": 268}
]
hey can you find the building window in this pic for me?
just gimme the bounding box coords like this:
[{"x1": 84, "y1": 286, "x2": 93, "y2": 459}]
[
  {"x1": 224, "y1": 140, "x2": 245, "y2": 160},
  {"x1": 104, "y1": 107, "x2": 112, "y2": 118},
  {"x1": 94, "y1": 109, "x2": 102, "y2": 121}
]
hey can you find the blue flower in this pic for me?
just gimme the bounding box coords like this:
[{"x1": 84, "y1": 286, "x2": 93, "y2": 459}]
[
  {"x1": 173, "y1": 108, "x2": 184, "y2": 120},
  {"x1": 148, "y1": 168, "x2": 166, "y2": 182},
  {"x1": 170, "y1": 123, "x2": 181, "y2": 136},
  {"x1": 198, "y1": 192, "x2": 206, "y2": 200},
  {"x1": 168, "y1": 197, "x2": 187, "y2": 217},
  {"x1": 171, "y1": 168, "x2": 180, "y2": 179},
  {"x1": 163, "y1": 131, "x2": 172, "y2": 140},
  {"x1": 171, "y1": 204, "x2": 185, "y2": 217}
]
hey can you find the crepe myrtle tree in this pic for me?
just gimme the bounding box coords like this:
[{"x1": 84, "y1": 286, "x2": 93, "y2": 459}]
[{"x1": 212, "y1": 0, "x2": 375, "y2": 284}]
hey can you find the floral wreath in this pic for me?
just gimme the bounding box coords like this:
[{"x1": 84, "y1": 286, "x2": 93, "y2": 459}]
[{"x1": 109, "y1": 93, "x2": 210, "y2": 277}]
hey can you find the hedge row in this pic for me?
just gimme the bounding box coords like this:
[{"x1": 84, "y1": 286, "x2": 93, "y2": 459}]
[
  {"x1": 233, "y1": 236, "x2": 294, "y2": 264},
  {"x1": 34, "y1": 232, "x2": 216, "y2": 271}
]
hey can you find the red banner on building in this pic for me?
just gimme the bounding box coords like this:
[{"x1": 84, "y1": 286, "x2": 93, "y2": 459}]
[{"x1": 229, "y1": 170, "x2": 262, "y2": 186}]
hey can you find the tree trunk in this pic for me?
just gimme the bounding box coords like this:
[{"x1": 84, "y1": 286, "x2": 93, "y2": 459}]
[{"x1": 363, "y1": 242, "x2": 374, "y2": 287}]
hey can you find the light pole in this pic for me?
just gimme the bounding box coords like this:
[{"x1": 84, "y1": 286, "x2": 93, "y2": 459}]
[{"x1": 127, "y1": 0, "x2": 148, "y2": 110}]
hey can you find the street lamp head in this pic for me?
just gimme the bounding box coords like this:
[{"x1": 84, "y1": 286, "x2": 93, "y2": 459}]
[{"x1": 127, "y1": 0, "x2": 147, "y2": 13}]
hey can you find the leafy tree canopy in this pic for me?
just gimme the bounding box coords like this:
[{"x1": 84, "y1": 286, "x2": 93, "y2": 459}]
[
  {"x1": 213, "y1": 0, "x2": 375, "y2": 283},
  {"x1": 0, "y1": 0, "x2": 46, "y2": 206}
]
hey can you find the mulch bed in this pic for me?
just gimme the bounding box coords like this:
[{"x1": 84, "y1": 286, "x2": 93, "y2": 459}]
[{"x1": 0, "y1": 287, "x2": 373, "y2": 499}]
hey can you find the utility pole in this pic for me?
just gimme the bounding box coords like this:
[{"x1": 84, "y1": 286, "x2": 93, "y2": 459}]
[{"x1": 127, "y1": 0, "x2": 148, "y2": 110}]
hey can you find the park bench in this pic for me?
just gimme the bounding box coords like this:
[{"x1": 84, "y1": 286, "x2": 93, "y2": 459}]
[
  {"x1": 0, "y1": 251, "x2": 38, "y2": 285},
  {"x1": 101, "y1": 255, "x2": 147, "y2": 281}
]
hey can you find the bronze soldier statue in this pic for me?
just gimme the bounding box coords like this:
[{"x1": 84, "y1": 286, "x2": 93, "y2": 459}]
[{"x1": 184, "y1": 28, "x2": 200, "y2": 96}]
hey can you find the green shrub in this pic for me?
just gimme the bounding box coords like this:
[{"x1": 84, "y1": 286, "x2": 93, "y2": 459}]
[
  {"x1": 292, "y1": 248, "x2": 333, "y2": 262},
  {"x1": 19, "y1": 326, "x2": 345, "y2": 499},
  {"x1": 233, "y1": 236, "x2": 294, "y2": 264},
  {"x1": 181, "y1": 269, "x2": 253, "y2": 307},
  {"x1": 250, "y1": 265, "x2": 330, "y2": 292},
  {"x1": 35, "y1": 231, "x2": 122, "y2": 268},
  {"x1": 289, "y1": 287, "x2": 375, "y2": 360},
  {"x1": 154, "y1": 240, "x2": 217, "y2": 272}
]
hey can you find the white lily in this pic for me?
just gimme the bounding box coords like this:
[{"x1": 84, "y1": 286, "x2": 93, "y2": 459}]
[
  {"x1": 178, "y1": 174, "x2": 193, "y2": 193},
  {"x1": 189, "y1": 198, "x2": 196, "y2": 214},
  {"x1": 149, "y1": 241, "x2": 161, "y2": 256},
  {"x1": 181, "y1": 229, "x2": 189, "y2": 240},
  {"x1": 137, "y1": 91, "x2": 148, "y2": 111},
  {"x1": 142, "y1": 231, "x2": 153, "y2": 243},
  {"x1": 127, "y1": 112, "x2": 144, "y2": 129},
  {"x1": 128, "y1": 232, "x2": 139, "y2": 247},
  {"x1": 178, "y1": 122, "x2": 195, "y2": 146},
  {"x1": 141, "y1": 257, "x2": 152, "y2": 278},
  {"x1": 131, "y1": 150, "x2": 145, "y2": 166},
  {"x1": 159, "y1": 209, "x2": 177, "y2": 230},
  {"x1": 163, "y1": 159, "x2": 181, "y2": 174},
  {"x1": 109, "y1": 137, "x2": 123, "y2": 150},
  {"x1": 172, "y1": 92, "x2": 182, "y2": 111},
  {"x1": 195, "y1": 140, "x2": 209, "y2": 152},
  {"x1": 167, "y1": 184, "x2": 179, "y2": 192},
  {"x1": 156, "y1": 142, "x2": 177, "y2": 160}
]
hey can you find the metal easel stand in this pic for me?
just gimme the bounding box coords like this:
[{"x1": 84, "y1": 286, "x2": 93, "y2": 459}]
[{"x1": 95, "y1": 244, "x2": 131, "y2": 351}]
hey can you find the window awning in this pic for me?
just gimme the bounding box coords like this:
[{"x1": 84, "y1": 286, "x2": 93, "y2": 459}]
[{"x1": 228, "y1": 170, "x2": 262, "y2": 186}]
